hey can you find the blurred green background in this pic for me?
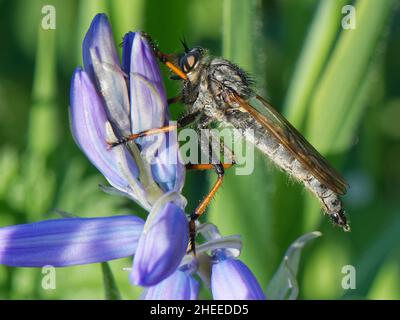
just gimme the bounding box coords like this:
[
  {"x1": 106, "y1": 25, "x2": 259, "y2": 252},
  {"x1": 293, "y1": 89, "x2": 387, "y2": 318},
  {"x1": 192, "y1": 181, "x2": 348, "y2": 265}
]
[{"x1": 0, "y1": 0, "x2": 399, "y2": 299}]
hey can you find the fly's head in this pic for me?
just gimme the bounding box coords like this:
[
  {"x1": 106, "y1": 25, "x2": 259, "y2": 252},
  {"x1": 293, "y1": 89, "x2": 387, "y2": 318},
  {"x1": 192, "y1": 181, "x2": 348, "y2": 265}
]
[
  {"x1": 178, "y1": 45, "x2": 208, "y2": 84},
  {"x1": 176, "y1": 43, "x2": 209, "y2": 105}
]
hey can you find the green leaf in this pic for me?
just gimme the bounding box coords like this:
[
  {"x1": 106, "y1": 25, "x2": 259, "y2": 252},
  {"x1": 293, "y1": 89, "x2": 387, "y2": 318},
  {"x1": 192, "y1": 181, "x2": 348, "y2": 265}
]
[
  {"x1": 283, "y1": 0, "x2": 348, "y2": 127},
  {"x1": 101, "y1": 262, "x2": 122, "y2": 300},
  {"x1": 29, "y1": 25, "x2": 58, "y2": 157},
  {"x1": 109, "y1": 0, "x2": 145, "y2": 42},
  {"x1": 0, "y1": 147, "x2": 19, "y2": 199},
  {"x1": 306, "y1": 0, "x2": 395, "y2": 154},
  {"x1": 367, "y1": 253, "x2": 400, "y2": 300},
  {"x1": 266, "y1": 231, "x2": 321, "y2": 300},
  {"x1": 222, "y1": 0, "x2": 257, "y2": 72},
  {"x1": 343, "y1": 215, "x2": 400, "y2": 299},
  {"x1": 75, "y1": 0, "x2": 111, "y2": 65}
]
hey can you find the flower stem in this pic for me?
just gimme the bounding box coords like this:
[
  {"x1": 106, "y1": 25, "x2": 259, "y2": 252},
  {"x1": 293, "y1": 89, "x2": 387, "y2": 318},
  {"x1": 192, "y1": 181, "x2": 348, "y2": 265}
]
[{"x1": 101, "y1": 262, "x2": 122, "y2": 300}]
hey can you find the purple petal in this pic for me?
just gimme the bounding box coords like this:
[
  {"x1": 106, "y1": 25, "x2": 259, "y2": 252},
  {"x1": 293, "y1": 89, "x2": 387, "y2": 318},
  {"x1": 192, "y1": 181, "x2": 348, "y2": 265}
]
[
  {"x1": 121, "y1": 32, "x2": 135, "y2": 76},
  {"x1": 125, "y1": 32, "x2": 168, "y2": 131},
  {"x1": 83, "y1": 13, "x2": 131, "y2": 136},
  {"x1": 0, "y1": 216, "x2": 144, "y2": 267},
  {"x1": 150, "y1": 132, "x2": 185, "y2": 192},
  {"x1": 70, "y1": 68, "x2": 140, "y2": 195},
  {"x1": 123, "y1": 32, "x2": 185, "y2": 193},
  {"x1": 131, "y1": 199, "x2": 188, "y2": 286},
  {"x1": 211, "y1": 258, "x2": 266, "y2": 300},
  {"x1": 82, "y1": 14, "x2": 119, "y2": 82},
  {"x1": 142, "y1": 269, "x2": 199, "y2": 300}
]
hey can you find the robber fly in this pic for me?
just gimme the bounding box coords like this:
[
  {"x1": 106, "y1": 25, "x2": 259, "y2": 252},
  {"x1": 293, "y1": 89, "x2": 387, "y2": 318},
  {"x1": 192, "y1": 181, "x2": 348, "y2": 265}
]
[{"x1": 113, "y1": 33, "x2": 350, "y2": 250}]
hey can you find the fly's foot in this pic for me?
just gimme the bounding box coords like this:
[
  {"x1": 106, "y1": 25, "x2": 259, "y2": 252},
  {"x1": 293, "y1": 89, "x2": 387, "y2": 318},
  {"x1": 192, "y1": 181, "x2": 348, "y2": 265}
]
[
  {"x1": 106, "y1": 135, "x2": 135, "y2": 150},
  {"x1": 187, "y1": 216, "x2": 197, "y2": 256}
]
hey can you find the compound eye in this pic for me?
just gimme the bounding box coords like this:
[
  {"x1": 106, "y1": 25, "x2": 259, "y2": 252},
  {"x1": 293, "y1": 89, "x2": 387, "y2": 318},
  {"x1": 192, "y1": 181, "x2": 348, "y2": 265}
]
[{"x1": 180, "y1": 54, "x2": 198, "y2": 73}]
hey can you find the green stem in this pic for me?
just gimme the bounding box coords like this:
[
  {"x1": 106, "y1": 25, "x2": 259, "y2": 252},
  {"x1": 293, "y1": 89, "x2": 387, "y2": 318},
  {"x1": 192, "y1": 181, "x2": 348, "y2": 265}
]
[{"x1": 101, "y1": 262, "x2": 122, "y2": 300}]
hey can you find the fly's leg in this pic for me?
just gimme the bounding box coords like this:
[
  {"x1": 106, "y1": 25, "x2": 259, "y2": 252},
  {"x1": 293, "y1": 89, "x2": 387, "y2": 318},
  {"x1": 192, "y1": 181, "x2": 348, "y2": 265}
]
[
  {"x1": 186, "y1": 163, "x2": 234, "y2": 171},
  {"x1": 141, "y1": 32, "x2": 188, "y2": 80},
  {"x1": 167, "y1": 95, "x2": 181, "y2": 105},
  {"x1": 188, "y1": 162, "x2": 225, "y2": 255},
  {"x1": 107, "y1": 125, "x2": 177, "y2": 148},
  {"x1": 107, "y1": 111, "x2": 199, "y2": 148},
  {"x1": 185, "y1": 142, "x2": 236, "y2": 171},
  {"x1": 186, "y1": 128, "x2": 237, "y2": 254}
]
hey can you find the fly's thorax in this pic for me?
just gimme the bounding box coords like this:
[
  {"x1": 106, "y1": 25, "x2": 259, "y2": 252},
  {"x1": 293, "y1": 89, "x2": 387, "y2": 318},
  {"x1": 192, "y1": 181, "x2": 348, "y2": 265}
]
[
  {"x1": 193, "y1": 89, "x2": 226, "y2": 121},
  {"x1": 207, "y1": 58, "x2": 253, "y2": 101}
]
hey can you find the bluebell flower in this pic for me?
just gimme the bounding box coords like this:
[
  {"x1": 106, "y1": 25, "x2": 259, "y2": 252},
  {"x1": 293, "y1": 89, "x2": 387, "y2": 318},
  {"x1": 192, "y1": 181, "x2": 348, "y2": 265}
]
[
  {"x1": 71, "y1": 14, "x2": 185, "y2": 210},
  {"x1": 131, "y1": 193, "x2": 189, "y2": 286},
  {"x1": 142, "y1": 260, "x2": 199, "y2": 300},
  {"x1": 196, "y1": 224, "x2": 265, "y2": 300},
  {"x1": 1, "y1": 13, "x2": 188, "y2": 289},
  {"x1": 0, "y1": 216, "x2": 144, "y2": 267},
  {"x1": 71, "y1": 13, "x2": 188, "y2": 285},
  {"x1": 211, "y1": 250, "x2": 266, "y2": 300},
  {"x1": 136, "y1": 222, "x2": 266, "y2": 300}
]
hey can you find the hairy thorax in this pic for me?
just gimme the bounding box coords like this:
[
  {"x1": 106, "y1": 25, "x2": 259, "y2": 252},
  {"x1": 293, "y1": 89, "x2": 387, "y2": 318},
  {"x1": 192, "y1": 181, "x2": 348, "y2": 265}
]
[{"x1": 183, "y1": 57, "x2": 253, "y2": 121}]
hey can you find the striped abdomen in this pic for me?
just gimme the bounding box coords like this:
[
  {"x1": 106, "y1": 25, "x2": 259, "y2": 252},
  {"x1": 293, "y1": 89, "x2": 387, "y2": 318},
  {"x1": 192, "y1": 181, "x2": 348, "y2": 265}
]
[{"x1": 223, "y1": 112, "x2": 349, "y2": 230}]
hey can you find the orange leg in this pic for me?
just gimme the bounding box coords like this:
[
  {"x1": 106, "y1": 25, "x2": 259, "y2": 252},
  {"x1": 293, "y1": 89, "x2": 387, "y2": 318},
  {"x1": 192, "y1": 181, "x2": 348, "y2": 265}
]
[
  {"x1": 186, "y1": 163, "x2": 234, "y2": 171},
  {"x1": 163, "y1": 61, "x2": 187, "y2": 80},
  {"x1": 142, "y1": 32, "x2": 188, "y2": 80},
  {"x1": 107, "y1": 110, "x2": 199, "y2": 148},
  {"x1": 107, "y1": 125, "x2": 177, "y2": 148},
  {"x1": 188, "y1": 163, "x2": 227, "y2": 255}
]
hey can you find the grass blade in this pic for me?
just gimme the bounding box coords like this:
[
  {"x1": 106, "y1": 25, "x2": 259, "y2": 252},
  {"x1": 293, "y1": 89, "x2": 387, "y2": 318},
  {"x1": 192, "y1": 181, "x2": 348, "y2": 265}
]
[
  {"x1": 306, "y1": 0, "x2": 395, "y2": 154},
  {"x1": 283, "y1": 0, "x2": 348, "y2": 127}
]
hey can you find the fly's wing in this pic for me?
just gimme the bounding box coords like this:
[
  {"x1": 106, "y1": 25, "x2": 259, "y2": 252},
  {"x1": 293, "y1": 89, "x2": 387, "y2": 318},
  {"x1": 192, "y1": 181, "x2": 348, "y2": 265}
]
[{"x1": 227, "y1": 93, "x2": 348, "y2": 195}]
